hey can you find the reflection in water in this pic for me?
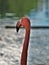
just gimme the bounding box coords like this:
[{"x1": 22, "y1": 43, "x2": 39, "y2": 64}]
[
  {"x1": 28, "y1": 29, "x2": 49, "y2": 65},
  {"x1": 0, "y1": 28, "x2": 24, "y2": 65},
  {"x1": 0, "y1": 28, "x2": 49, "y2": 65}
]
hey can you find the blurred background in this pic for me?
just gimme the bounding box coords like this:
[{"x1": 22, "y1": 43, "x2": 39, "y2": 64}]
[
  {"x1": 0, "y1": 0, "x2": 37, "y2": 18},
  {"x1": 0, "y1": 0, "x2": 49, "y2": 26},
  {"x1": 0, "y1": 0, "x2": 49, "y2": 65}
]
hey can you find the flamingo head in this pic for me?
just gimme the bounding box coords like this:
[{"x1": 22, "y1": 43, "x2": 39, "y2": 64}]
[{"x1": 16, "y1": 17, "x2": 30, "y2": 32}]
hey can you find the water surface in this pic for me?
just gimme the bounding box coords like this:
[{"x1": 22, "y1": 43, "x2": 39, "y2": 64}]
[{"x1": 0, "y1": 28, "x2": 49, "y2": 65}]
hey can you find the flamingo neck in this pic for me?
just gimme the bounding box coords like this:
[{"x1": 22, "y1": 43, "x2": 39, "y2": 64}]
[{"x1": 20, "y1": 28, "x2": 30, "y2": 65}]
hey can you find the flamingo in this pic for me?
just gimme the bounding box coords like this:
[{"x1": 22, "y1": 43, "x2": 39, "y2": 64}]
[{"x1": 16, "y1": 17, "x2": 30, "y2": 65}]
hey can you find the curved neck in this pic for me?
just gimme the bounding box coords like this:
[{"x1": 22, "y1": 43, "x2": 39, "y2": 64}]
[{"x1": 20, "y1": 28, "x2": 30, "y2": 65}]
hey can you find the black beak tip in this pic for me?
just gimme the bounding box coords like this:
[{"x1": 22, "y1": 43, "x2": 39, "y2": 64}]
[{"x1": 16, "y1": 26, "x2": 19, "y2": 32}]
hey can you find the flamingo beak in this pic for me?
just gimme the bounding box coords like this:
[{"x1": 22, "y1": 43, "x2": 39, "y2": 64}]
[
  {"x1": 16, "y1": 21, "x2": 21, "y2": 32},
  {"x1": 16, "y1": 26, "x2": 19, "y2": 32}
]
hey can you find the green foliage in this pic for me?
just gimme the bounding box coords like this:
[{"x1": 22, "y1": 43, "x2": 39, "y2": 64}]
[
  {"x1": 0, "y1": 0, "x2": 38, "y2": 17},
  {"x1": 0, "y1": 0, "x2": 8, "y2": 17}
]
